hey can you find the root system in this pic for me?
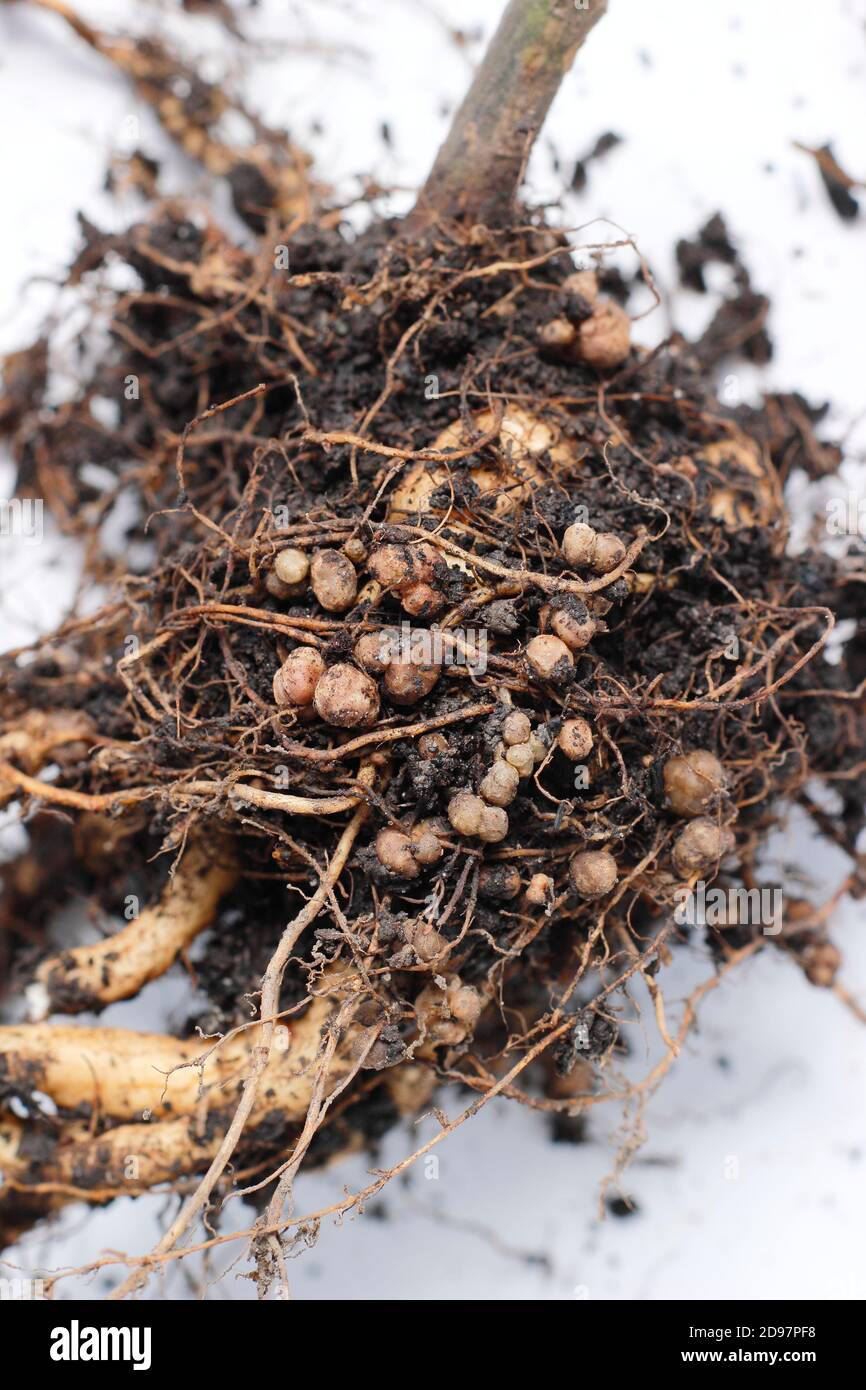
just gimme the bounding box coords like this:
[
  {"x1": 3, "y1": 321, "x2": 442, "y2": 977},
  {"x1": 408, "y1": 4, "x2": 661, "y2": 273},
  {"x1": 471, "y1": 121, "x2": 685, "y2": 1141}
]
[{"x1": 0, "y1": 0, "x2": 864, "y2": 1297}]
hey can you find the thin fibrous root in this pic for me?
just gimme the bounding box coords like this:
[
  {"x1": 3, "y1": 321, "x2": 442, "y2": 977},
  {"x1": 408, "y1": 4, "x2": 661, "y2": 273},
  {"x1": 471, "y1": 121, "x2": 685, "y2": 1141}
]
[
  {"x1": 28, "y1": 838, "x2": 237, "y2": 1019},
  {"x1": 108, "y1": 773, "x2": 378, "y2": 1298},
  {"x1": 0, "y1": 710, "x2": 96, "y2": 809}
]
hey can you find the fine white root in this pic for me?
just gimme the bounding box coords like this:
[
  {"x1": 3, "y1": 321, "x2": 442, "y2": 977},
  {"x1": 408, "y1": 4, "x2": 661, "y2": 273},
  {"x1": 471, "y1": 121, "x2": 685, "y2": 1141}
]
[{"x1": 29, "y1": 839, "x2": 237, "y2": 1018}]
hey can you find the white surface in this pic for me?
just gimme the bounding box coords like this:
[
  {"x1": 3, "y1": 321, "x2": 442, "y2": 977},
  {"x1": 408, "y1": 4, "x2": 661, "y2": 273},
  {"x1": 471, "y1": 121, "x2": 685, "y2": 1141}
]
[{"x1": 1, "y1": 0, "x2": 865, "y2": 1300}]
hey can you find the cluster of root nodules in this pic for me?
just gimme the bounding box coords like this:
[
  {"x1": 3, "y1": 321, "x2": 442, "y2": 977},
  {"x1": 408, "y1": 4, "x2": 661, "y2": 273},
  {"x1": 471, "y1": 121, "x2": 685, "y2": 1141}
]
[{"x1": 1, "y1": 201, "x2": 864, "y2": 1284}]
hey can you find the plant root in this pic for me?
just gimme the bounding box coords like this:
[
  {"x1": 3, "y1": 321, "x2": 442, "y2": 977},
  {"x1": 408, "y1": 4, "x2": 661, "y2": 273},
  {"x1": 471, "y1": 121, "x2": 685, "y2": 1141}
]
[
  {"x1": 29, "y1": 838, "x2": 237, "y2": 1018},
  {"x1": 22, "y1": 0, "x2": 323, "y2": 228}
]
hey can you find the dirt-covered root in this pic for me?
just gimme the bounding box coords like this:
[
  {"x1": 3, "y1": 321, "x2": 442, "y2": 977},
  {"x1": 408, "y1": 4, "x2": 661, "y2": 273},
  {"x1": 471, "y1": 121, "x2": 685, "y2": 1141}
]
[
  {"x1": 0, "y1": 1064, "x2": 436, "y2": 1238},
  {"x1": 0, "y1": 710, "x2": 96, "y2": 809},
  {"x1": 0, "y1": 1113, "x2": 221, "y2": 1197},
  {"x1": 19, "y1": 0, "x2": 324, "y2": 228},
  {"x1": 29, "y1": 838, "x2": 237, "y2": 1019},
  {"x1": 0, "y1": 977, "x2": 438, "y2": 1228},
  {"x1": 0, "y1": 982, "x2": 364, "y2": 1122},
  {"x1": 0, "y1": 973, "x2": 367, "y2": 1213}
]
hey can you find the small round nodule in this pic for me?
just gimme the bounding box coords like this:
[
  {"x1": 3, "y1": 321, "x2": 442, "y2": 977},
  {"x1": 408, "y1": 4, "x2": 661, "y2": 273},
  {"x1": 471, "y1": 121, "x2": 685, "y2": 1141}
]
[
  {"x1": 528, "y1": 732, "x2": 548, "y2": 764},
  {"x1": 591, "y1": 532, "x2": 626, "y2": 574},
  {"x1": 569, "y1": 849, "x2": 618, "y2": 899},
  {"x1": 562, "y1": 521, "x2": 597, "y2": 569},
  {"x1": 448, "y1": 790, "x2": 485, "y2": 837},
  {"x1": 479, "y1": 759, "x2": 520, "y2": 807},
  {"x1": 368, "y1": 542, "x2": 437, "y2": 591},
  {"x1": 538, "y1": 317, "x2": 577, "y2": 352},
  {"x1": 367, "y1": 543, "x2": 411, "y2": 589},
  {"x1": 375, "y1": 827, "x2": 419, "y2": 879},
  {"x1": 313, "y1": 663, "x2": 380, "y2": 728},
  {"x1": 562, "y1": 269, "x2": 599, "y2": 305},
  {"x1": 354, "y1": 631, "x2": 391, "y2": 675},
  {"x1": 664, "y1": 749, "x2": 727, "y2": 818},
  {"x1": 310, "y1": 549, "x2": 358, "y2": 612},
  {"x1": 505, "y1": 741, "x2": 535, "y2": 778},
  {"x1": 411, "y1": 828, "x2": 444, "y2": 865},
  {"x1": 802, "y1": 941, "x2": 842, "y2": 989},
  {"x1": 501, "y1": 709, "x2": 532, "y2": 746},
  {"x1": 400, "y1": 581, "x2": 443, "y2": 618},
  {"x1": 264, "y1": 571, "x2": 295, "y2": 600},
  {"x1": 447, "y1": 978, "x2": 484, "y2": 1029},
  {"x1": 342, "y1": 536, "x2": 368, "y2": 565},
  {"x1": 558, "y1": 718, "x2": 593, "y2": 761},
  {"x1": 525, "y1": 634, "x2": 574, "y2": 684},
  {"x1": 479, "y1": 864, "x2": 522, "y2": 901},
  {"x1": 525, "y1": 872, "x2": 554, "y2": 906},
  {"x1": 404, "y1": 918, "x2": 447, "y2": 963},
  {"x1": 383, "y1": 658, "x2": 440, "y2": 706},
  {"x1": 273, "y1": 547, "x2": 310, "y2": 587},
  {"x1": 671, "y1": 818, "x2": 735, "y2": 877},
  {"x1": 577, "y1": 301, "x2": 631, "y2": 371},
  {"x1": 273, "y1": 647, "x2": 326, "y2": 707},
  {"x1": 478, "y1": 805, "x2": 509, "y2": 843},
  {"x1": 418, "y1": 731, "x2": 449, "y2": 759},
  {"x1": 551, "y1": 604, "x2": 596, "y2": 651}
]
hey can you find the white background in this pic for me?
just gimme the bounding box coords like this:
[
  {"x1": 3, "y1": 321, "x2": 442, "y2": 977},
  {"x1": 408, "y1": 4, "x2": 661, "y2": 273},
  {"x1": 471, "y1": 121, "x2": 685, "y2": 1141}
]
[{"x1": 0, "y1": 0, "x2": 865, "y2": 1300}]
